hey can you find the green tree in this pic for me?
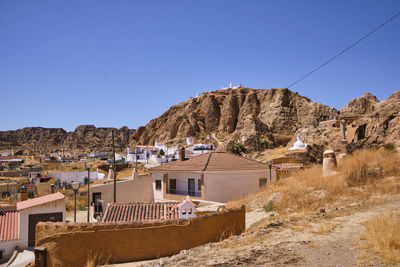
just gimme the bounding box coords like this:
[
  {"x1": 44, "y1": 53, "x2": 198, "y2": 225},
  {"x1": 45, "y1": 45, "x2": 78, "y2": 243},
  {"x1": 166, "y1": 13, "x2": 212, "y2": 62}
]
[{"x1": 159, "y1": 149, "x2": 165, "y2": 156}]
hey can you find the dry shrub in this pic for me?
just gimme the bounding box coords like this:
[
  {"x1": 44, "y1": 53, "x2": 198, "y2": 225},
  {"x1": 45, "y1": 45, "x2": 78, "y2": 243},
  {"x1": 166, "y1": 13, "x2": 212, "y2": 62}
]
[
  {"x1": 227, "y1": 149, "x2": 400, "y2": 216},
  {"x1": 363, "y1": 212, "x2": 400, "y2": 262},
  {"x1": 86, "y1": 250, "x2": 113, "y2": 267},
  {"x1": 340, "y1": 149, "x2": 400, "y2": 186}
]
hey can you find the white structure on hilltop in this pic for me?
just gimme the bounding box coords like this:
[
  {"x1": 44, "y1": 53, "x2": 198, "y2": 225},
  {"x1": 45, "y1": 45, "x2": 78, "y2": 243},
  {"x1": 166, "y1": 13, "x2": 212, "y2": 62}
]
[
  {"x1": 289, "y1": 134, "x2": 307, "y2": 151},
  {"x1": 186, "y1": 137, "x2": 193, "y2": 145},
  {"x1": 220, "y1": 82, "x2": 243, "y2": 90}
]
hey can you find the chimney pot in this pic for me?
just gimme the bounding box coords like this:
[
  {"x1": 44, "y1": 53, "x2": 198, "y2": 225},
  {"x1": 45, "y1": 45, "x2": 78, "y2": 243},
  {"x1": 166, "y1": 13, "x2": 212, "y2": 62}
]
[{"x1": 179, "y1": 147, "x2": 186, "y2": 161}]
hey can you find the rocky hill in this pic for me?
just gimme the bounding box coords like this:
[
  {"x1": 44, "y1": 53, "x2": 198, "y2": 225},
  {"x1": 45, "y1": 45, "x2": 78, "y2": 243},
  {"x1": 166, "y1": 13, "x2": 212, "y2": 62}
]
[
  {"x1": 1, "y1": 88, "x2": 398, "y2": 154},
  {"x1": 348, "y1": 91, "x2": 400, "y2": 147},
  {"x1": 0, "y1": 125, "x2": 134, "y2": 153},
  {"x1": 131, "y1": 88, "x2": 337, "y2": 151}
]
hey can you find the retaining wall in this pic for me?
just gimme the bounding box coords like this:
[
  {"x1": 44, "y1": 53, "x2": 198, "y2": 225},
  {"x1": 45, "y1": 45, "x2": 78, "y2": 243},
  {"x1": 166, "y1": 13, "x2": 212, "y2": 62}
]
[{"x1": 35, "y1": 206, "x2": 245, "y2": 267}]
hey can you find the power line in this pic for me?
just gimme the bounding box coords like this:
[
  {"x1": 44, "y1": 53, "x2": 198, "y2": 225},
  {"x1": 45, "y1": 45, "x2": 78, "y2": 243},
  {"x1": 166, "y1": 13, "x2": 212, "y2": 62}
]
[{"x1": 287, "y1": 11, "x2": 400, "y2": 89}]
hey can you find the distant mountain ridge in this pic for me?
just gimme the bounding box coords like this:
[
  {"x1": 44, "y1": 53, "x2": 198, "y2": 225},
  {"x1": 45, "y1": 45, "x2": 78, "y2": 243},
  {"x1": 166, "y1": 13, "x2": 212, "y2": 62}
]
[
  {"x1": 1, "y1": 88, "x2": 399, "y2": 154},
  {"x1": 0, "y1": 125, "x2": 134, "y2": 153}
]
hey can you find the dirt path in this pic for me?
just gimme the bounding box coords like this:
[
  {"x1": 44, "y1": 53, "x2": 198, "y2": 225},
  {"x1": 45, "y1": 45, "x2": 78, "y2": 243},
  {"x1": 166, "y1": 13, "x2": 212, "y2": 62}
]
[{"x1": 110, "y1": 195, "x2": 400, "y2": 267}]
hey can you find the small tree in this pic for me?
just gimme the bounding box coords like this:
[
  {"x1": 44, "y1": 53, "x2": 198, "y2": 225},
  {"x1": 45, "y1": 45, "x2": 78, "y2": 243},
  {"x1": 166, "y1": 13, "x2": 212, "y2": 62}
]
[
  {"x1": 159, "y1": 149, "x2": 165, "y2": 156},
  {"x1": 84, "y1": 177, "x2": 88, "y2": 185},
  {"x1": 232, "y1": 143, "x2": 246, "y2": 155},
  {"x1": 383, "y1": 143, "x2": 396, "y2": 152},
  {"x1": 8, "y1": 161, "x2": 19, "y2": 170}
]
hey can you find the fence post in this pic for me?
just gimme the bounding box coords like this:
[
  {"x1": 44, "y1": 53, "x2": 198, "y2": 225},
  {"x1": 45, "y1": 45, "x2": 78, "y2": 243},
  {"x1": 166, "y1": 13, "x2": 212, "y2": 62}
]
[{"x1": 34, "y1": 246, "x2": 47, "y2": 267}]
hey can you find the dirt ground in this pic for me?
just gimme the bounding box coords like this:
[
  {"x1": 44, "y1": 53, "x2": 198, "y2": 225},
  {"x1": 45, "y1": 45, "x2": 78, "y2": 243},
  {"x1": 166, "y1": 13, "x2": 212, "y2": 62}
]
[{"x1": 109, "y1": 194, "x2": 400, "y2": 267}]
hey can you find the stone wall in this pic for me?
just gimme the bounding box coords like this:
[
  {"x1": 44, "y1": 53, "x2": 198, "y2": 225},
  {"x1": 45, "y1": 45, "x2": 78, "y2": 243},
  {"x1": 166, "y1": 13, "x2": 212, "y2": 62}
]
[{"x1": 35, "y1": 206, "x2": 245, "y2": 267}]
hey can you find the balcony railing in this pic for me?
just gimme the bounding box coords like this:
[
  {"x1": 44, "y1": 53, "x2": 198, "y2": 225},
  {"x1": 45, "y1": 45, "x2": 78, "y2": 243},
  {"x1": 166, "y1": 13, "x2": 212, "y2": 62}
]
[{"x1": 166, "y1": 189, "x2": 201, "y2": 198}]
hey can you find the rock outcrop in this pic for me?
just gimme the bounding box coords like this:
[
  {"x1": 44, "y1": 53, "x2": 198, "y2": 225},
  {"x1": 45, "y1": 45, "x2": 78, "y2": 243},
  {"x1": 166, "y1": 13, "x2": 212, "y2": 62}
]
[
  {"x1": 352, "y1": 91, "x2": 400, "y2": 147},
  {"x1": 340, "y1": 93, "x2": 379, "y2": 116},
  {"x1": 130, "y1": 88, "x2": 337, "y2": 151}
]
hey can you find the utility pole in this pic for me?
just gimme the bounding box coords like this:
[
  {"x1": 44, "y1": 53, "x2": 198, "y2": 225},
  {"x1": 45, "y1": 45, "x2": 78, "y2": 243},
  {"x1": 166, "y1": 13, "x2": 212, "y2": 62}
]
[{"x1": 112, "y1": 130, "x2": 117, "y2": 203}]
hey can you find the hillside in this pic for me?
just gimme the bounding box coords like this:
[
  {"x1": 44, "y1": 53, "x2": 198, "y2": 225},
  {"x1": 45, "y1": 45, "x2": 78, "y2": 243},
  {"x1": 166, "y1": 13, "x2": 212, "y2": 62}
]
[
  {"x1": 131, "y1": 87, "x2": 337, "y2": 151},
  {"x1": 1, "y1": 88, "x2": 399, "y2": 154}
]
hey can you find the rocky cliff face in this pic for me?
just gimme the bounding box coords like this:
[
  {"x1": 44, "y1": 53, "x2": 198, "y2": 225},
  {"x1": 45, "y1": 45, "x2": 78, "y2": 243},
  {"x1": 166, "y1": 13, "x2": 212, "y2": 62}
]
[
  {"x1": 131, "y1": 88, "x2": 337, "y2": 151},
  {"x1": 2, "y1": 88, "x2": 397, "y2": 154},
  {"x1": 351, "y1": 91, "x2": 400, "y2": 147},
  {"x1": 340, "y1": 93, "x2": 379, "y2": 116},
  {"x1": 0, "y1": 125, "x2": 134, "y2": 153}
]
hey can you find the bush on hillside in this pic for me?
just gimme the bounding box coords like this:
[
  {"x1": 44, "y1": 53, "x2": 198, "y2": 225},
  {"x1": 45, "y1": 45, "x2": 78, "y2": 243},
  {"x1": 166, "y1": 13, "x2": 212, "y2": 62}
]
[
  {"x1": 383, "y1": 143, "x2": 396, "y2": 151},
  {"x1": 340, "y1": 150, "x2": 400, "y2": 186}
]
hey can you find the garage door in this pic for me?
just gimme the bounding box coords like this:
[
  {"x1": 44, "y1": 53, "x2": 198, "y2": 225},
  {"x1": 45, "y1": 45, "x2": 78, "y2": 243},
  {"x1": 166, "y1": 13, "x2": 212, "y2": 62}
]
[{"x1": 28, "y1": 212, "x2": 63, "y2": 246}]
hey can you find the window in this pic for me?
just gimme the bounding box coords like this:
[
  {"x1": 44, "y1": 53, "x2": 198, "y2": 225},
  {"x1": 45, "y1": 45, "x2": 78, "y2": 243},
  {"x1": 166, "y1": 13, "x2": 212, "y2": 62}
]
[
  {"x1": 170, "y1": 179, "x2": 176, "y2": 190},
  {"x1": 259, "y1": 178, "x2": 268, "y2": 188},
  {"x1": 182, "y1": 208, "x2": 186, "y2": 215},
  {"x1": 155, "y1": 180, "x2": 162, "y2": 190},
  {"x1": 0, "y1": 250, "x2": 3, "y2": 260},
  {"x1": 198, "y1": 179, "x2": 201, "y2": 191}
]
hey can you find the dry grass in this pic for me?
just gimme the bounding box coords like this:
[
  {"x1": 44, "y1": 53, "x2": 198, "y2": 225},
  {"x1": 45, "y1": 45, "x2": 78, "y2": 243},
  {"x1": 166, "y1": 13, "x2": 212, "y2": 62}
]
[
  {"x1": 362, "y1": 212, "x2": 400, "y2": 263},
  {"x1": 86, "y1": 250, "x2": 113, "y2": 267},
  {"x1": 227, "y1": 149, "x2": 400, "y2": 216},
  {"x1": 340, "y1": 150, "x2": 400, "y2": 186}
]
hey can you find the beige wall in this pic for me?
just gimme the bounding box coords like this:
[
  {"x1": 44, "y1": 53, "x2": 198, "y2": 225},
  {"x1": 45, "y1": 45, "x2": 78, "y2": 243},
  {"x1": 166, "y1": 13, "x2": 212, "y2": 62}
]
[
  {"x1": 35, "y1": 206, "x2": 245, "y2": 267},
  {"x1": 204, "y1": 169, "x2": 276, "y2": 203},
  {"x1": 1, "y1": 238, "x2": 25, "y2": 260},
  {"x1": 151, "y1": 173, "x2": 164, "y2": 200},
  {"x1": 19, "y1": 198, "x2": 66, "y2": 248},
  {"x1": 90, "y1": 175, "x2": 153, "y2": 210}
]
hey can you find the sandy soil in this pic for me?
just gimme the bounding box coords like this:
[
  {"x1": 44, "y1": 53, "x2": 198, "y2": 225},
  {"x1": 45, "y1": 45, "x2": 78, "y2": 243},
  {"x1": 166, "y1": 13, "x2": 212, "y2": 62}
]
[{"x1": 109, "y1": 194, "x2": 400, "y2": 267}]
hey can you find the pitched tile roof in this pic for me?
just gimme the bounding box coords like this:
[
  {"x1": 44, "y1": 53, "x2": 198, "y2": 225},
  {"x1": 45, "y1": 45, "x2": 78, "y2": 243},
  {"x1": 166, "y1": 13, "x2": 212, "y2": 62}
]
[
  {"x1": 0, "y1": 205, "x2": 17, "y2": 213},
  {"x1": 150, "y1": 152, "x2": 270, "y2": 172},
  {"x1": 0, "y1": 211, "x2": 19, "y2": 241},
  {"x1": 16, "y1": 192, "x2": 65, "y2": 211},
  {"x1": 274, "y1": 163, "x2": 304, "y2": 173},
  {"x1": 102, "y1": 202, "x2": 180, "y2": 223}
]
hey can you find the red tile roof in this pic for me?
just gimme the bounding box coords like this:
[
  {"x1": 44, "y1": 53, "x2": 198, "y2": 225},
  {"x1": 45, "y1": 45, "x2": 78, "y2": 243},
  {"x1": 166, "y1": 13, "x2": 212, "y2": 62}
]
[
  {"x1": 102, "y1": 202, "x2": 180, "y2": 223},
  {"x1": 0, "y1": 205, "x2": 17, "y2": 213},
  {"x1": 151, "y1": 152, "x2": 270, "y2": 172},
  {"x1": 274, "y1": 163, "x2": 304, "y2": 173},
  {"x1": 16, "y1": 192, "x2": 65, "y2": 211},
  {"x1": 0, "y1": 211, "x2": 19, "y2": 241}
]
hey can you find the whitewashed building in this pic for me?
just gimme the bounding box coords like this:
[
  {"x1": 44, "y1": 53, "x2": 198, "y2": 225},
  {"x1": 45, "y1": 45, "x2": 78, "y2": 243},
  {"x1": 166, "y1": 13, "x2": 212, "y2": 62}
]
[
  {"x1": 150, "y1": 151, "x2": 276, "y2": 203},
  {"x1": 0, "y1": 192, "x2": 65, "y2": 260}
]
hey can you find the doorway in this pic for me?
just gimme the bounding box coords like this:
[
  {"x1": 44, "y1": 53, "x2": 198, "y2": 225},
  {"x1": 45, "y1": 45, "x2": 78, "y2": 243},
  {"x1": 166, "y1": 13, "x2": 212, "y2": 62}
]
[{"x1": 188, "y1": 179, "x2": 195, "y2": 196}]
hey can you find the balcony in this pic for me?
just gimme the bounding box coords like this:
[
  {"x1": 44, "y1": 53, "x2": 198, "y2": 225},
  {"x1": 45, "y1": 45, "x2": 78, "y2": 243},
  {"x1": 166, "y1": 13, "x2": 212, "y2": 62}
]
[{"x1": 166, "y1": 189, "x2": 201, "y2": 198}]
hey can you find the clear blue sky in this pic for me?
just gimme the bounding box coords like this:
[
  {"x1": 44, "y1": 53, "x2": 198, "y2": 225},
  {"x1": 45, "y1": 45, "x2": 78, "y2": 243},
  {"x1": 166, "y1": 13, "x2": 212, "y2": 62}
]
[{"x1": 1, "y1": 1, "x2": 399, "y2": 131}]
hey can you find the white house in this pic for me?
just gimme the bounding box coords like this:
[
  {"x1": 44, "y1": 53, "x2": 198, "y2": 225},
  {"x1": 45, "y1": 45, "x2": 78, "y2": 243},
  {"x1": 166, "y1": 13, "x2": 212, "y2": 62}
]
[
  {"x1": 0, "y1": 151, "x2": 13, "y2": 157},
  {"x1": 126, "y1": 146, "x2": 158, "y2": 163},
  {"x1": 0, "y1": 192, "x2": 65, "y2": 260},
  {"x1": 150, "y1": 151, "x2": 277, "y2": 203},
  {"x1": 89, "y1": 171, "x2": 154, "y2": 216}
]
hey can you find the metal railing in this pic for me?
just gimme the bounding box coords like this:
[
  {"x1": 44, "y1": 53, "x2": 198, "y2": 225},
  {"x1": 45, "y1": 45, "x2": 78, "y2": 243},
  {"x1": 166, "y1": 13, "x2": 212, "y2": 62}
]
[{"x1": 166, "y1": 189, "x2": 201, "y2": 197}]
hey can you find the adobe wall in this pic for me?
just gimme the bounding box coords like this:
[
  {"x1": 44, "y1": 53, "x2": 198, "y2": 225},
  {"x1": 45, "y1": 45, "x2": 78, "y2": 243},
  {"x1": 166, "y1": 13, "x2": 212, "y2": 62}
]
[{"x1": 35, "y1": 206, "x2": 245, "y2": 267}]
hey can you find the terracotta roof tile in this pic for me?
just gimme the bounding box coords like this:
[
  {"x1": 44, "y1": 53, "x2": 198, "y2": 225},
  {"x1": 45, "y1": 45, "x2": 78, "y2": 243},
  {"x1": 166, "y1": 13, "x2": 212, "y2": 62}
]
[
  {"x1": 0, "y1": 211, "x2": 19, "y2": 241},
  {"x1": 151, "y1": 152, "x2": 270, "y2": 172},
  {"x1": 102, "y1": 202, "x2": 180, "y2": 223},
  {"x1": 274, "y1": 163, "x2": 304, "y2": 173},
  {"x1": 16, "y1": 192, "x2": 65, "y2": 211},
  {"x1": 0, "y1": 205, "x2": 17, "y2": 213}
]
